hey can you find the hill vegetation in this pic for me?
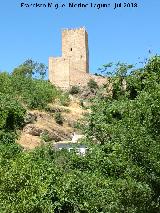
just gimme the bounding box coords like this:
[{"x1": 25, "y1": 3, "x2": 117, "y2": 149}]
[{"x1": 0, "y1": 56, "x2": 160, "y2": 212}]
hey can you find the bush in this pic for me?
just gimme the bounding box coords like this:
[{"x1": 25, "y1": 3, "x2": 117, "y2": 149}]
[
  {"x1": 0, "y1": 143, "x2": 22, "y2": 163},
  {"x1": 80, "y1": 99, "x2": 84, "y2": 107},
  {"x1": 0, "y1": 93, "x2": 26, "y2": 131},
  {"x1": 12, "y1": 76, "x2": 58, "y2": 109},
  {"x1": 0, "y1": 73, "x2": 59, "y2": 110},
  {"x1": 54, "y1": 112, "x2": 63, "y2": 125},
  {"x1": 87, "y1": 79, "x2": 98, "y2": 90},
  {"x1": 40, "y1": 131, "x2": 51, "y2": 142},
  {"x1": 59, "y1": 93, "x2": 70, "y2": 106},
  {"x1": 0, "y1": 131, "x2": 16, "y2": 144},
  {"x1": 0, "y1": 72, "x2": 12, "y2": 95},
  {"x1": 69, "y1": 85, "x2": 80, "y2": 95}
]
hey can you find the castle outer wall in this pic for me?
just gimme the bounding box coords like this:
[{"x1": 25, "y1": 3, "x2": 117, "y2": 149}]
[{"x1": 49, "y1": 57, "x2": 70, "y2": 88}]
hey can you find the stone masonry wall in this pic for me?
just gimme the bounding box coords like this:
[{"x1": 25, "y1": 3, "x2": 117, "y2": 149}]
[
  {"x1": 69, "y1": 70, "x2": 108, "y2": 87},
  {"x1": 49, "y1": 27, "x2": 108, "y2": 89},
  {"x1": 62, "y1": 28, "x2": 89, "y2": 73},
  {"x1": 49, "y1": 57, "x2": 70, "y2": 88}
]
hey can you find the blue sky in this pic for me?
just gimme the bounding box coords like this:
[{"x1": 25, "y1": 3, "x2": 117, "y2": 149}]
[{"x1": 0, "y1": 0, "x2": 160, "y2": 75}]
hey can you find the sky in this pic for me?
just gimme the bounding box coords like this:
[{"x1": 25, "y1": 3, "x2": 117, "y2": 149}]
[{"x1": 0, "y1": 0, "x2": 160, "y2": 76}]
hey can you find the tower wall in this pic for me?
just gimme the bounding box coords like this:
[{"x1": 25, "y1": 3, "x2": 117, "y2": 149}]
[{"x1": 62, "y1": 27, "x2": 89, "y2": 73}]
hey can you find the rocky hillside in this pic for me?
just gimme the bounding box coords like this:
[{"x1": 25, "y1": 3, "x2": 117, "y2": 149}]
[{"x1": 17, "y1": 96, "x2": 88, "y2": 150}]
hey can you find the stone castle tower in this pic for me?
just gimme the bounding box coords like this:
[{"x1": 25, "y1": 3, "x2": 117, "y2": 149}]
[
  {"x1": 62, "y1": 27, "x2": 89, "y2": 73},
  {"x1": 49, "y1": 27, "x2": 106, "y2": 89}
]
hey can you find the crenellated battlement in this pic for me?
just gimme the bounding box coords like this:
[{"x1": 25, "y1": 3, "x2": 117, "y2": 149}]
[{"x1": 62, "y1": 27, "x2": 86, "y2": 33}]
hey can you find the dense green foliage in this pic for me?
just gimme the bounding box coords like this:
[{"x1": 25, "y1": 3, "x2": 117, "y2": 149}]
[
  {"x1": 0, "y1": 143, "x2": 153, "y2": 213},
  {"x1": 0, "y1": 61, "x2": 59, "y2": 148},
  {"x1": 0, "y1": 93, "x2": 25, "y2": 131},
  {"x1": 83, "y1": 56, "x2": 160, "y2": 212},
  {"x1": 0, "y1": 71, "x2": 58, "y2": 109},
  {"x1": 0, "y1": 56, "x2": 160, "y2": 212},
  {"x1": 0, "y1": 91, "x2": 26, "y2": 145}
]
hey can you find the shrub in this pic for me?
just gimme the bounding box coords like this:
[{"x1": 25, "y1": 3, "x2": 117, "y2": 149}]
[
  {"x1": 0, "y1": 73, "x2": 59, "y2": 110},
  {"x1": 0, "y1": 143, "x2": 22, "y2": 163},
  {"x1": 13, "y1": 75, "x2": 58, "y2": 109},
  {"x1": 40, "y1": 131, "x2": 50, "y2": 142},
  {"x1": 0, "y1": 72, "x2": 12, "y2": 95},
  {"x1": 54, "y1": 112, "x2": 63, "y2": 125},
  {"x1": 59, "y1": 93, "x2": 70, "y2": 106},
  {"x1": 87, "y1": 79, "x2": 98, "y2": 90},
  {"x1": 22, "y1": 79, "x2": 57, "y2": 109},
  {"x1": 0, "y1": 131, "x2": 16, "y2": 144},
  {"x1": 0, "y1": 93, "x2": 26, "y2": 131},
  {"x1": 80, "y1": 99, "x2": 84, "y2": 107},
  {"x1": 69, "y1": 85, "x2": 80, "y2": 95}
]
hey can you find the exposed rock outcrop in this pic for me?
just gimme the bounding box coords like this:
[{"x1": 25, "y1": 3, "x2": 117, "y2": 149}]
[
  {"x1": 23, "y1": 124, "x2": 71, "y2": 142},
  {"x1": 18, "y1": 99, "x2": 87, "y2": 150}
]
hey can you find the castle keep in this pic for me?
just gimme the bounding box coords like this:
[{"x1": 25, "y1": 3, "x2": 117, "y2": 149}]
[{"x1": 49, "y1": 27, "x2": 106, "y2": 89}]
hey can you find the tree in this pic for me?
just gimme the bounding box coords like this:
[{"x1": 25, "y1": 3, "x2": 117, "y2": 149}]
[
  {"x1": 12, "y1": 59, "x2": 48, "y2": 79},
  {"x1": 1, "y1": 56, "x2": 160, "y2": 212},
  {"x1": 82, "y1": 55, "x2": 160, "y2": 212}
]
